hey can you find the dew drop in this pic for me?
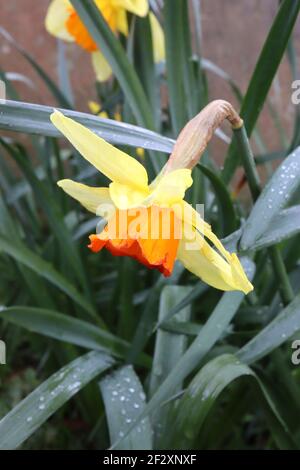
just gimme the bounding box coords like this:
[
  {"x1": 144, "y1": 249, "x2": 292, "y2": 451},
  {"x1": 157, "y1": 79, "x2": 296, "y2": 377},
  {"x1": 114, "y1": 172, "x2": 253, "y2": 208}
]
[{"x1": 67, "y1": 381, "x2": 81, "y2": 392}]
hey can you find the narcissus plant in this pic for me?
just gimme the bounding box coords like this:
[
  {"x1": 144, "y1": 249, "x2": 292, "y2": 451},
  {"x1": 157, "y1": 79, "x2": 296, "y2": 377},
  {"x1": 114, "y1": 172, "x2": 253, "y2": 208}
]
[
  {"x1": 51, "y1": 108, "x2": 253, "y2": 294},
  {"x1": 45, "y1": 0, "x2": 165, "y2": 81}
]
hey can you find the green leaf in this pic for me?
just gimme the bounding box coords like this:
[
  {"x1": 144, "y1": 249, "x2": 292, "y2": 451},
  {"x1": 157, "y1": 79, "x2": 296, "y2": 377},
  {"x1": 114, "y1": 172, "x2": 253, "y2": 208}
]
[
  {"x1": 197, "y1": 163, "x2": 237, "y2": 236},
  {"x1": 0, "y1": 351, "x2": 114, "y2": 449},
  {"x1": 0, "y1": 138, "x2": 88, "y2": 293},
  {"x1": 168, "y1": 354, "x2": 294, "y2": 449},
  {"x1": 222, "y1": 0, "x2": 300, "y2": 182},
  {"x1": 0, "y1": 28, "x2": 72, "y2": 108},
  {"x1": 0, "y1": 307, "x2": 150, "y2": 367},
  {"x1": 99, "y1": 365, "x2": 152, "y2": 450},
  {"x1": 159, "y1": 320, "x2": 202, "y2": 336},
  {"x1": 250, "y1": 205, "x2": 300, "y2": 250},
  {"x1": 164, "y1": 0, "x2": 187, "y2": 134},
  {"x1": 287, "y1": 36, "x2": 300, "y2": 151},
  {"x1": 155, "y1": 281, "x2": 208, "y2": 329},
  {"x1": 135, "y1": 16, "x2": 159, "y2": 124},
  {"x1": 238, "y1": 292, "x2": 300, "y2": 364},
  {"x1": 149, "y1": 285, "x2": 192, "y2": 397},
  {"x1": 70, "y1": 0, "x2": 154, "y2": 130},
  {"x1": 200, "y1": 58, "x2": 243, "y2": 103},
  {"x1": 0, "y1": 195, "x2": 56, "y2": 309},
  {"x1": 181, "y1": 0, "x2": 199, "y2": 118},
  {"x1": 0, "y1": 233, "x2": 96, "y2": 320},
  {"x1": 0, "y1": 100, "x2": 173, "y2": 153},
  {"x1": 57, "y1": 40, "x2": 74, "y2": 107},
  {"x1": 241, "y1": 147, "x2": 300, "y2": 250},
  {"x1": 126, "y1": 263, "x2": 184, "y2": 364},
  {"x1": 112, "y1": 258, "x2": 255, "y2": 448},
  {"x1": 5, "y1": 148, "x2": 69, "y2": 205},
  {"x1": 149, "y1": 286, "x2": 192, "y2": 446}
]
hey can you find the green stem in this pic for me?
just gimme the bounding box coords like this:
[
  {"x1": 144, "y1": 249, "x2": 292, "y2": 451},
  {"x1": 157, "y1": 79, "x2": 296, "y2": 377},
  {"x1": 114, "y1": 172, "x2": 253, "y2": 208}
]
[
  {"x1": 234, "y1": 126, "x2": 261, "y2": 201},
  {"x1": 234, "y1": 125, "x2": 294, "y2": 306},
  {"x1": 268, "y1": 246, "x2": 294, "y2": 305}
]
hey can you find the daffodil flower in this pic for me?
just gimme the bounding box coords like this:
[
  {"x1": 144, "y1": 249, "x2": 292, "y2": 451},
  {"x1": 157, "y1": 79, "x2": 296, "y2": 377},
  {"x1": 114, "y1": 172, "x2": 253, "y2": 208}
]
[
  {"x1": 45, "y1": 0, "x2": 165, "y2": 82},
  {"x1": 51, "y1": 110, "x2": 253, "y2": 294}
]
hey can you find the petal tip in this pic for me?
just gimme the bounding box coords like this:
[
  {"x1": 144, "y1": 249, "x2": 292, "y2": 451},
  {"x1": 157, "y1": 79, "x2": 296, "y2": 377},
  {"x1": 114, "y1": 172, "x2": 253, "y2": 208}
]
[
  {"x1": 50, "y1": 109, "x2": 64, "y2": 125},
  {"x1": 57, "y1": 178, "x2": 67, "y2": 188}
]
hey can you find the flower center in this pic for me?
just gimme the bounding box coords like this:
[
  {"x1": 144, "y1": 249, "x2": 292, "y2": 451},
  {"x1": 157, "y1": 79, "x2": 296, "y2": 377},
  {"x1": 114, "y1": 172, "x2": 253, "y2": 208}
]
[
  {"x1": 65, "y1": 0, "x2": 118, "y2": 52},
  {"x1": 88, "y1": 206, "x2": 182, "y2": 277}
]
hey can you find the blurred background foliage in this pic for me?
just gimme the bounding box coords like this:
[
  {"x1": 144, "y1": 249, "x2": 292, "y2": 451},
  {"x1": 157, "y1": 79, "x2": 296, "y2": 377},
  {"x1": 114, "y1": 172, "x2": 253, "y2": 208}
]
[{"x1": 0, "y1": 0, "x2": 300, "y2": 450}]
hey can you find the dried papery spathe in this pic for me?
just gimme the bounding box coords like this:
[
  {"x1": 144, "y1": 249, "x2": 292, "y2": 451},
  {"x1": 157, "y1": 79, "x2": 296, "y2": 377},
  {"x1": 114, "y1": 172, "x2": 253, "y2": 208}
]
[{"x1": 163, "y1": 100, "x2": 243, "y2": 174}]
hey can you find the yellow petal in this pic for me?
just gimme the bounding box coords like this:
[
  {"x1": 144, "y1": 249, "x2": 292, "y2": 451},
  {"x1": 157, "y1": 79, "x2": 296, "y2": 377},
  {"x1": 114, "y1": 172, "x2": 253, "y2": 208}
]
[
  {"x1": 178, "y1": 227, "x2": 253, "y2": 294},
  {"x1": 113, "y1": 111, "x2": 122, "y2": 122},
  {"x1": 99, "y1": 110, "x2": 109, "y2": 119},
  {"x1": 136, "y1": 147, "x2": 145, "y2": 159},
  {"x1": 91, "y1": 51, "x2": 113, "y2": 83},
  {"x1": 57, "y1": 179, "x2": 114, "y2": 216},
  {"x1": 113, "y1": 0, "x2": 148, "y2": 16},
  {"x1": 173, "y1": 200, "x2": 211, "y2": 232},
  {"x1": 148, "y1": 169, "x2": 193, "y2": 206},
  {"x1": 116, "y1": 9, "x2": 128, "y2": 36},
  {"x1": 45, "y1": 0, "x2": 74, "y2": 42},
  {"x1": 88, "y1": 101, "x2": 109, "y2": 119},
  {"x1": 109, "y1": 182, "x2": 149, "y2": 209},
  {"x1": 149, "y1": 12, "x2": 165, "y2": 63},
  {"x1": 178, "y1": 230, "x2": 233, "y2": 291},
  {"x1": 51, "y1": 111, "x2": 149, "y2": 190},
  {"x1": 176, "y1": 202, "x2": 253, "y2": 294},
  {"x1": 88, "y1": 100, "x2": 101, "y2": 114}
]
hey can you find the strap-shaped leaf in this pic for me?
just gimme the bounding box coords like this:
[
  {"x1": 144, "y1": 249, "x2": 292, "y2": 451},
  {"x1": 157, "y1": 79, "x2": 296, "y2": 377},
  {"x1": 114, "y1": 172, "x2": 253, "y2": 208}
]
[
  {"x1": 0, "y1": 234, "x2": 96, "y2": 320},
  {"x1": 99, "y1": 365, "x2": 152, "y2": 450},
  {"x1": 0, "y1": 307, "x2": 150, "y2": 367},
  {"x1": 112, "y1": 258, "x2": 255, "y2": 448},
  {"x1": 149, "y1": 286, "x2": 192, "y2": 446},
  {"x1": 238, "y1": 292, "x2": 300, "y2": 364},
  {"x1": 168, "y1": 354, "x2": 295, "y2": 449},
  {"x1": 0, "y1": 100, "x2": 174, "y2": 153},
  {"x1": 251, "y1": 205, "x2": 300, "y2": 250},
  {"x1": 0, "y1": 27, "x2": 72, "y2": 108},
  {"x1": 197, "y1": 163, "x2": 237, "y2": 236},
  {"x1": 164, "y1": 0, "x2": 187, "y2": 134},
  {"x1": 222, "y1": 0, "x2": 300, "y2": 182},
  {"x1": 241, "y1": 147, "x2": 300, "y2": 250},
  {"x1": 149, "y1": 285, "x2": 192, "y2": 396},
  {"x1": 0, "y1": 351, "x2": 114, "y2": 449}
]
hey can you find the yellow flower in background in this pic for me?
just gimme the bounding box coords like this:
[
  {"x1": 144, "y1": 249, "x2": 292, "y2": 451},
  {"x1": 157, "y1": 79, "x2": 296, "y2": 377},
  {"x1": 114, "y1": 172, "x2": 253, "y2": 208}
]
[
  {"x1": 50, "y1": 110, "x2": 253, "y2": 294},
  {"x1": 45, "y1": 0, "x2": 165, "y2": 82},
  {"x1": 88, "y1": 100, "x2": 122, "y2": 121},
  {"x1": 136, "y1": 146, "x2": 145, "y2": 159}
]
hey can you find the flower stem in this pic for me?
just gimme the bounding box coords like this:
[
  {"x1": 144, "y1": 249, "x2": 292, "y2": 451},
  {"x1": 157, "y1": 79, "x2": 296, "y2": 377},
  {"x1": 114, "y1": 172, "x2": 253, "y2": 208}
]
[
  {"x1": 268, "y1": 246, "x2": 294, "y2": 305},
  {"x1": 234, "y1": 125, "x2": 261, "y2": 201},
  {"x1": 234, "y1": 125, "x2": 294, "y2": 305}
]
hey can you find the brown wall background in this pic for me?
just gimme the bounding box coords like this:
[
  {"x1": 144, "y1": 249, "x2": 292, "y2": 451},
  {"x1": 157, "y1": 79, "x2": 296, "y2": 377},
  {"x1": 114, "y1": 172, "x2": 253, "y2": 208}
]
[{"x1": 1, "y1": 0, "x2": 300, "y2": 156}]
